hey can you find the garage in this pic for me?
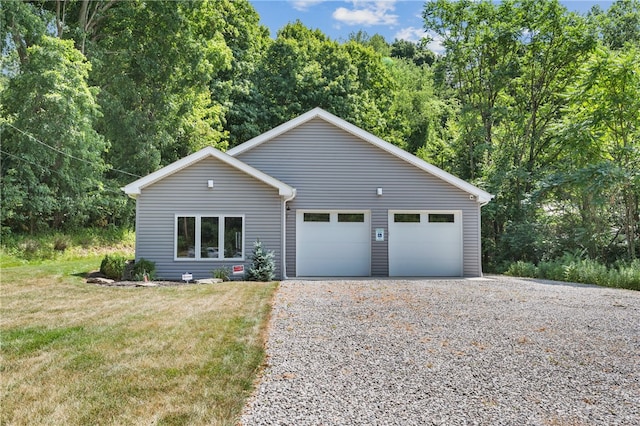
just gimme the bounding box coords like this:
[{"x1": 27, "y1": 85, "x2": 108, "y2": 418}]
[
  {"x1": 388, "y1": 211, "x2": 462, "y2": 277},
  {"x1": 296, "y1": 211, "x2": 370, "y2": 276}
]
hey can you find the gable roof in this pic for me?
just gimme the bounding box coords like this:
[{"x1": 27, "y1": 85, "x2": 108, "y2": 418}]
[
  {"x1": 227, "y1": 108, "x2": 494, "y2": 204},
  {"x1": 122, "y1": 146, "x2": 296, "y2": 198}
]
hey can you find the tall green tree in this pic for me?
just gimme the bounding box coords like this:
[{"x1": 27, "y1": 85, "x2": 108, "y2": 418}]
[
  {"x1": 425, "y1": 0, "x2": 600, "y2": 266},
  {"x1": 0, "y1": 0, "x2": 48, "y2": 67},
  {"x1": 483, "y1": 0, "x2": 596, "y2": 263},
  {"x1": 549, "y1": 46, "x2": 640, "y2": 259},
  {"x1": 387, "y1": 59, "x2": 457, "y2": 168},
  {"x1": 424, "y1": 0, "x2": 521, "y2": 180},
  {"x1": 88, "y1": 1, "x2": 232, "y2": 180},
  {"x1": 254, "y1": 21, "x2": 398, "y2": 143},
  {"x1": 347, "y1": 31, "x2": 391, "y2": 56},
  {"x1": 213, "y1": 0, "x2": 272, "y2": 147},
  {"x1": 1, "y1": 36, "x2": 106, "y2": 232},
  {"x1": 589, "y1": 0, "x2": 640, "y2": 49}
]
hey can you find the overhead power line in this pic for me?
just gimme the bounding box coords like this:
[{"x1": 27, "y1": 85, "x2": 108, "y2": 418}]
[
  {"x1": 0, "y1": 149, "x2": 127, "y2": 196},
  {"x1": 2, "y1": 122, "x2": 141, "y2": 178}
]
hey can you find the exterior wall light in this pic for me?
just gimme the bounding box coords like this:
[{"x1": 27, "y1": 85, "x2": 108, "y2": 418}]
[
  {"x1": 207, "y1": 180, "x2": 214, "y2": 188},
  {"x1": 377, "y1": 187, "x2": 383, "y2": 196}
]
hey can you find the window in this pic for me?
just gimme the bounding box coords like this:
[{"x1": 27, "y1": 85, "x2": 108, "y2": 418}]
[
  {"x1": 176, "y1": 217, "x2": 196, "y2": 258},
  {"x1": 304, "y1": 213, "x2": 330, "y2": 222},
  {"x1": 201, "y1": 217, "x2": 219, "y2": 258},
  {"x1": 176, "y1": 215, "x2": 243, "y2": 260},
  {"x1": 394, "y1": 213, "x2": 421, "y2": 223},
  {"x1": 338, "y1": 213, "x2": 365, "y2": 223},
  {"x1": 429, "y1": 213, "x2": 455, "y2": 223}
]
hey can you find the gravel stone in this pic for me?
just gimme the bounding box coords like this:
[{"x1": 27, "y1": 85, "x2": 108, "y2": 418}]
[{"x1": 241, "y1": 277, "x2": 640, "y2": 425}]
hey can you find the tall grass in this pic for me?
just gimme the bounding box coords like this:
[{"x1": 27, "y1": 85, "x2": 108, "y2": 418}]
[
  {"x1": 505, "y1": 254, "x2": 640, "y2": 291},
  {"x1": 1, "y1": 256, "x2": 278, "y2": 425},
  {"x1": 0, "y1": 227, "x2": 135, "y2": 266}
]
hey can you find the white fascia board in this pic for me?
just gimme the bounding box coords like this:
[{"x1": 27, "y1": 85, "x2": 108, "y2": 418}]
[
  {"x1": 122, "y1": 146, "x2": 295, "y2": 198},
  {"x1": 228, "y1": 108, "x2": 494, "y2": 204}
]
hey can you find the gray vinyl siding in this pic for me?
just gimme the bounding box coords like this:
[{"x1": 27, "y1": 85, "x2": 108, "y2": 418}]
[
  {"x1": 237, "y1": 118, "x2": 482, "y2": 277},
  {"x1": 135, "y1": 157, "x2": 283, "y2": 280}
]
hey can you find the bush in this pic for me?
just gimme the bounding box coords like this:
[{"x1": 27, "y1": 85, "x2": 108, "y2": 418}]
[
  {"x1": 53, "y1": 235, "x2": 70, "y2": 252},
  {"x1": 612, "y1": 260, "x2": 640, "y2": 290},
  {"x1": 132, "y1": 258, "x2": 156, "y2": 281},
  {"x1": 20, "y1": 239, "x2": 45, "y2": 260},
  {"x1": 505, "y1": 261, "x2": 537, "y2": 278},
  {"x1": 505, "y1": 256, "x2": 640, "y2": 291},
  {"x1": 100, "y1": 254, "x2": 128, "y2": 280},
  {"x1": 246, "y1": 240, "x2": 275, "y2": 282}
]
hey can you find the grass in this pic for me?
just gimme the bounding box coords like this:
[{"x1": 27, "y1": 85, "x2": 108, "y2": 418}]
[
  {"x1": 504, "y1": 255, "x2": 640, "y2": 291},
  {"x1": 0, "y1": 227, "x2": 136, "y2": 266},
  {"x1": 1, "y1": 255, "x2": 278, "y2": 425}
]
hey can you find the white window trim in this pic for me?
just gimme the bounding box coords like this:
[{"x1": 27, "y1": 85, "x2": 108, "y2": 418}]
[
  {"x1": 298, "y1": 210, "x2": 370, "y2": 223},
  {"x1": 389, "y1": 210, "x2": 461, "y2": 224},
  {"x1": 174, "y1": 214, "x2": 245, "y2": 261}
]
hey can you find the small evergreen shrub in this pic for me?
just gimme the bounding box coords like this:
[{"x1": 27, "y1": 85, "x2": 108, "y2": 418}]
[
  {"x1": 246, "y1": 240, "x2": 275, "y2": 282},
  {"x1": 132, "y1": 258, "x2": 156, "y2": 281},
  {"x1": 100, "y1": 254, "x2": 128, "y2": 280}
]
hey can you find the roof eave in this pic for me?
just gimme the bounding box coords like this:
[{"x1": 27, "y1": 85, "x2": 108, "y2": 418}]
[{"x1": 121, "y1": 146, "x2": 295, "y2": 198}]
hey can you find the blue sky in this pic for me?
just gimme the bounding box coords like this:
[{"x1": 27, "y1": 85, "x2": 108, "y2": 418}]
[{"x1": 249, "y1": 1, "x2": 614, "y2": 52}]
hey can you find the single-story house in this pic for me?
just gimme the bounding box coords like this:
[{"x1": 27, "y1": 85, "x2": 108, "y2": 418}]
[{"x1": 123, "y1": 108, "x2": 493, "y2": 280}]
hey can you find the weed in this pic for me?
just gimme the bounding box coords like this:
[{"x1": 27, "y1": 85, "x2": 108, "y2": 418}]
[
  {"x1": 505, "y1": 261, "x2": 537, "y2": 278},
  {"x1": 505, "y1": 256, "x2": 640, "y2": 291},
  {"x1": 132, "y1": 258, "x2": 156, "y2": 281},
  {"x1": 53, "y1": 235, "x2": 70, "y2": 252},
  {"x1": 0, "y1": 227, "x2": 135, "y2": 266},
  {"x1": 213, "y1": 266, "x2": 231, "y2": 281}
]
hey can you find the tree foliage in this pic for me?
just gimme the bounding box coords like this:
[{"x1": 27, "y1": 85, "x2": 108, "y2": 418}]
[
  {"x1": 1, "y1": 36, "x2": 105, "y2": 231},
  {"x1": 425, "y1": 0, "x2": 639, "y2": 266},
  {"x1": 1, "y1": 0, "x2": 637, "y2": 269},
  {"x1": 249, "y1": 21, "x2": 399, "y2": 144}
]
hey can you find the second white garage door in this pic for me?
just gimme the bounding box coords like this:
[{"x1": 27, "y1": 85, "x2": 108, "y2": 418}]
[
  {"x1": 388, "y1": 211, "x2": 462, "y2": 277},
  {"x1": 296, "y1": 211, "x2": 370, "y2": 276}
]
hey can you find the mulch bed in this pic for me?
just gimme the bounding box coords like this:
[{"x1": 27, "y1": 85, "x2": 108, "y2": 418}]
[{"x1": 85, "y1": 271, "x2": 203, "y2": 287}]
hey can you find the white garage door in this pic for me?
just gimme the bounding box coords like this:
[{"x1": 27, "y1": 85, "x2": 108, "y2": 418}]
[
  {"x1": 296, "y1": 211, "x2": 370, "y2": 276},
  {"x1": 388, "y1": 211, "x2": 462, "y2": 277}
]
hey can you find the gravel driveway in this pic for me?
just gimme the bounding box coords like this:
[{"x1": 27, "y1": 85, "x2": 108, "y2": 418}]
[{"x1": 241, "y1": 277, "x2": 639, "y2": 425}]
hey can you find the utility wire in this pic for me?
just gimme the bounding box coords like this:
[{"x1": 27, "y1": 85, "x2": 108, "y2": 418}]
[
  {"x1": 2, "y1": 122, "x2": 141, "y2": 178},
  {"x1": 0, "y1": 149, "x2": 128, "y2": 196}
]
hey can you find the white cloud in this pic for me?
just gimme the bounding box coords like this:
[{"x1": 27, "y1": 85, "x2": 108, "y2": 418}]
[
  {"x1": 426, "y1": 34, "x2": 445, "y2": 54},
  {"x1": 290, "y1": 0, "x2": 326, "y2": 11},
  {"x1": 394, "y1": 26, "x2": 427, "y2": 42},
  {"x1": 332, "y1": 1, "x2": 399, "y2": 26},
  {"x1": 394, "y1": 27, "x2": 445, "y2": 54}
]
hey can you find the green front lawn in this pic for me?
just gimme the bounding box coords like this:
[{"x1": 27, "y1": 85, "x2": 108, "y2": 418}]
[{"x1": 1, "y1": 256, "x2": 277, "y2": 425}]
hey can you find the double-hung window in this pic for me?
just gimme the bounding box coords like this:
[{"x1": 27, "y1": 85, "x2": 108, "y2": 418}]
[{"x1": 175, "y1": 215, "x2": 244, "y2": 260}]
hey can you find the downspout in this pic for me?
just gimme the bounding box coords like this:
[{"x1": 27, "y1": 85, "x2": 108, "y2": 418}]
[
  {"x1": 478, "y1": 198, "x2": 492, "y2": 276},
  {"x1": 282, "y1": 189, "x2": 297, "y2": 279}
]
